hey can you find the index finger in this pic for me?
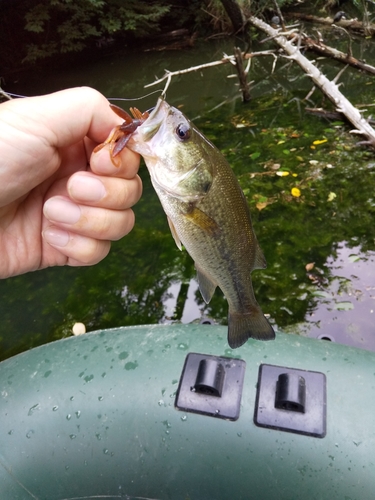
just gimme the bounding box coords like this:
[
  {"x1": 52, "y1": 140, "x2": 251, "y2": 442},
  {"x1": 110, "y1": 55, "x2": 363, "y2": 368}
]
[{"x1": 89, "y1": 145, "x2": 141, "y2": 180}]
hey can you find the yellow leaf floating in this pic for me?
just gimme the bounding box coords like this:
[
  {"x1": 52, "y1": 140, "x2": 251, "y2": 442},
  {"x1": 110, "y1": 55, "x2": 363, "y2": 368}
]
[
  {"x1": 327, "y1": 192, "x2": 337, "y2": 202},
  {"x1": 312, "y1": 138, "x2": 328, "y2": 145},
  {"x1": 256, "y1": 202, "x2": 269, "y2": 211},
  {"x1": 291, "y1": 187, "x2": 301, "y2": 197}
]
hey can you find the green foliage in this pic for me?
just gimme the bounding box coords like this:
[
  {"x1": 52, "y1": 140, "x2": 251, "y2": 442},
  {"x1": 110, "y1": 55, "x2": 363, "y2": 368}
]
[{"x1": 21, "y1": 0, "x2": 171, "y2": 62}]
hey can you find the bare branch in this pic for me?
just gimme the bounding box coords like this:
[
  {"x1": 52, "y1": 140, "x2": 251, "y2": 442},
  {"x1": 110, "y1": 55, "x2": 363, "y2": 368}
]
[
  {"x1": 144, "y1": 56, "x2": 236, "y2": 88},
  {"x1": 249, "y1": 16, "x2": 375, "y2": 147},
  {"x1": 144, "y1": 50, "x2": 277, "y2": 89}
]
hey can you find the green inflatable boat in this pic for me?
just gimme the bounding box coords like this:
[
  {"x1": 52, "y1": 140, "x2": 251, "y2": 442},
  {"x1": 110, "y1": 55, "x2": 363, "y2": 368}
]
[{"x1": 0, "y1": 324, "x2": 374, "y2": 499}]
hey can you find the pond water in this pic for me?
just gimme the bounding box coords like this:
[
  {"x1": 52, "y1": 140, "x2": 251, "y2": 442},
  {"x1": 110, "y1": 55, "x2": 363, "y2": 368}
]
[{"x1": 1, "y1": 34, "x2": 375, "y2": 360}]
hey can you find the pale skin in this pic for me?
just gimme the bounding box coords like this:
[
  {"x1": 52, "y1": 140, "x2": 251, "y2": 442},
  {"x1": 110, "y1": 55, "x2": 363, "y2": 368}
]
[{"x1": 0, "y1": 87, "x2": 142, "y2": 279}]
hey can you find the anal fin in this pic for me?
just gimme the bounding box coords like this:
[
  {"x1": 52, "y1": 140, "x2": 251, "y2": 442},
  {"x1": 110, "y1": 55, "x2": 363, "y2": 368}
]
[
  {"x1": 253, "y1": 241, "x2": 267, "y2": 270},
  {"x1": 196, "y1": 266, "x2": 216, "y2": 304}
]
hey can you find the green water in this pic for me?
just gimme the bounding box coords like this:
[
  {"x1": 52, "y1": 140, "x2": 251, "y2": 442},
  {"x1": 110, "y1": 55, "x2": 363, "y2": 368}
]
[{"x1": 1, "y1": 37, "x2": 375, "y2": 360}]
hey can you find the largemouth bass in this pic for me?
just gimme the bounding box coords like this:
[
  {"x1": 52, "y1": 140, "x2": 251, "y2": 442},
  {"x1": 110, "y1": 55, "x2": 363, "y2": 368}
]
[{"x1": 128, "y1": 97, "x2": 275, "y2": 348}]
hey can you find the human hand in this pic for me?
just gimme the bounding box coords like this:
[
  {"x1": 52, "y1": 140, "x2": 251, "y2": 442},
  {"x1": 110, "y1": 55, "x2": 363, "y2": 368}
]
[{"x1": 0, "y1": 87, "x2": 142, "y2": 278}]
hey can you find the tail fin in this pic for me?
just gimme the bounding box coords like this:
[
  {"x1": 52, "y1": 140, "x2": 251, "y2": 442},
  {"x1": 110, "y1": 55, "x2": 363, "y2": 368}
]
[{"x1": 228, "y1": 307, "x2": 275, "y2": 349}]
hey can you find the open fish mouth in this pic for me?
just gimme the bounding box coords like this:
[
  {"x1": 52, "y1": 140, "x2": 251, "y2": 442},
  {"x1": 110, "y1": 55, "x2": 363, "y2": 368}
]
[{"x1": 138, "y1": 97, "x2": 168, "y2": 141}]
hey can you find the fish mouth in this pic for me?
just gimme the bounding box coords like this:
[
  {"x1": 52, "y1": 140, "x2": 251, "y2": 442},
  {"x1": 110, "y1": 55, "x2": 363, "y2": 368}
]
[{"x1": 138, "y1": 96, "x2": 169, "y2": 142}]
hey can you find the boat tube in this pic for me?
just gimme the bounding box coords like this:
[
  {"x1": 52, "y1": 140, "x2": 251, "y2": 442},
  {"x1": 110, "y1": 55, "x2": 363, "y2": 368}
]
[{"x1": 0, "y1": 324, "x2": 374, "y2": 499}]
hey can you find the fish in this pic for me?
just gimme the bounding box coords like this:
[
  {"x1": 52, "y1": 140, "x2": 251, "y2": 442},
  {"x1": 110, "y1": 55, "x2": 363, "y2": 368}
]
[{"x1": 126, "y1": 97, "x2": 275, "y2": 348}]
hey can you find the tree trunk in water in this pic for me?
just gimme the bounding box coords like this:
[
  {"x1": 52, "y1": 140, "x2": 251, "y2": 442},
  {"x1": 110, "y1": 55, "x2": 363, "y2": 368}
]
[
  {"x1": 220, "y1": 0, "x2": 246, "y2": 34},
  {"x1": 234, "y1": 47, "x2": 251, "y2": 102}
]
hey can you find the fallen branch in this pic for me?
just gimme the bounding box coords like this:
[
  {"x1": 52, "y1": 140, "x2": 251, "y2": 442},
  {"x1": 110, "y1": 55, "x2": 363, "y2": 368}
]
[
  {"x1": 144, "y1": 50, "x2": 277, "y2": 89},
  {"x1": 301, "y1": 35, "x2": 375, "y2": 76},
  {"x1": 249, "y1": 16, "x2": 375, "y2": 147},
  {"x1": 286, "y1": 12, "x2": 375, "y2": 36},
  {"x1": 306, "y1": 107, "x2": 375, "y2": 126}
]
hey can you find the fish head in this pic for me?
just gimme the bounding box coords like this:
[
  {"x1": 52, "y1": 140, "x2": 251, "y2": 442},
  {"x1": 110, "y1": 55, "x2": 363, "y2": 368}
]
[{"x1": 128, "y1": 98, "x2": 215, "y2": 201}]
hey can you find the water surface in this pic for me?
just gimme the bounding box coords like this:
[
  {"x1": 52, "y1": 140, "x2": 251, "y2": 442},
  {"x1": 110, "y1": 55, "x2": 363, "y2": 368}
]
[{"x1": 1, "y1": 37, "x2": 375, "y2": 360}]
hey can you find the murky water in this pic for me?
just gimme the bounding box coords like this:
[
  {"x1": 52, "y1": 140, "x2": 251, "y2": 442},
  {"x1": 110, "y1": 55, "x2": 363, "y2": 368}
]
[{"x1": 1, "y1": 36, "x2": 375, "y2": 360}]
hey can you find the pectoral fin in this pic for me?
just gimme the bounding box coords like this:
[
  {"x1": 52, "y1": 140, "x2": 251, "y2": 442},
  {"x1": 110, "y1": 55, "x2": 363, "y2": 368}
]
[
  {"x1": 196, "y1": 266, "x2": 216, "y2": 304},
  {"x1": 167, "y1": 217, "x2": 182, "y2": 250},
  {"x1": 184, "y1": 207, "x2": 219, "y2": 236}
]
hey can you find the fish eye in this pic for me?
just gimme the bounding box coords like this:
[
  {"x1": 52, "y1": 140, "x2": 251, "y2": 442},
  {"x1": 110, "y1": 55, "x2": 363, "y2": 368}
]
[{"x1": 176, "y1": 123, "x2": 191, "y2": 141}]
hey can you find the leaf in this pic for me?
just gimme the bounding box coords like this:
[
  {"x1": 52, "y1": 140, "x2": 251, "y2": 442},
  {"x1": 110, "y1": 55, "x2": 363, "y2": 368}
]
[
  {"x1": 305, "y1": 262, "x2": 315, "y2": 271},
  {"x1": 291, "y1": 187, "x2": 301, "y2": 197},
  {"x1": 348, "y1": 254, "x2": 361, "y2": 263},
  {"x1": 276, "y1": 171, "x2": 289, "y2": 177},
  {"x1": 250, "y1": 152, "x2": 261, "y2": 160},
  {"x1": 313, "y1": 139, "x2": 328, "y2": 145},
  {"x1": 256, "y1": 202, "x2": 269, "y2": 211},
  {"x1": 335, "y1": 301, "x2": 354, "y2": 311},
  {"x1": 327, "y1": 192, "x2": 337, "y2": 202}
]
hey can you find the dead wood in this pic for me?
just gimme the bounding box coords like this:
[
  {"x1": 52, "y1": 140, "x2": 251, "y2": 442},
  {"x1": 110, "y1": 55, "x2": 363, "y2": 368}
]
[
  {"x1": 248, "y1": 16, "x2": 375, "y2": 147},
  {"x1": 286, "y1": 12, "x2": 375, "y2": 36},
  {"x1": 301, "y1": 35, "x2": 375, "y2": 76},
  {"x1": 234, "y1": 47, "x2": 251, "y2": 101}
]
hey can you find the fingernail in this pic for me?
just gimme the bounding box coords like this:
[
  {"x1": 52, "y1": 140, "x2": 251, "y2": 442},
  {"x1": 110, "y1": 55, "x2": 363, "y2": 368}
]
[
  {"x1": 43, "y1": 227, "x2": 70, "y2": 247},
  {"x1": 69, "y1": 174, "x2": 106, "y2": 202},
  {"x1": 44, "y1": 197, "x2": 81, "y2": 224}
]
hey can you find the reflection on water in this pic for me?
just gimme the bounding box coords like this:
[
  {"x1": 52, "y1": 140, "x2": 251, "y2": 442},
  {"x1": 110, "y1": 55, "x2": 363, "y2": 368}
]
[
  {"x1": 163, "y1": 280, "x2": 202, "y2": 324},
  {"x1": 2, "y1": 38, "x2": 375, "y2": 360},
  {"x1": 298, "y1": 244, "x2": 375, "y2": 351}
]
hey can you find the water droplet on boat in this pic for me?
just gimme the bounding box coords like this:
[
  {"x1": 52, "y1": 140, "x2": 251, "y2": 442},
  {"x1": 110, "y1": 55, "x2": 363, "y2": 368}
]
[
  {"x1": 66, "y1": 414, "x2": 72, "y2": 421},
  {"x1": 52, "y1": 405, "x2": 59, "y2": 411},
  {"x1": 177, "y1": 343, "x2": 188, "y2": 350},
  {"x1": 26, "y1": 430, "x2": 34, "y2": 439},
  {"x1": 28, "y1": 403, "x2": 40, "y2": 416}
]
